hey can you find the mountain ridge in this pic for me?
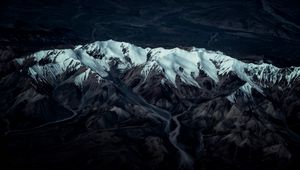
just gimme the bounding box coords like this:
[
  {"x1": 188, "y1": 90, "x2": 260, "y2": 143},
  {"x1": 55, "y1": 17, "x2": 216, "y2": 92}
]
[{"x1": 15, "y1": 39, "x2": 300, "y2": 99}]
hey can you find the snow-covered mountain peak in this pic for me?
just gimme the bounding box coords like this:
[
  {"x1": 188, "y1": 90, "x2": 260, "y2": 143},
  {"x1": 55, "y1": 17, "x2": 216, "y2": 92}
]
[{"x1": 16, "y1": 40, "x2": 300, "y2": 95}]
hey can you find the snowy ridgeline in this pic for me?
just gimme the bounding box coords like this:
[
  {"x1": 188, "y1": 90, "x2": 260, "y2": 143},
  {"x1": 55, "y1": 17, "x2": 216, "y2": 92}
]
[{"x1": 15, "y1": 39, "x2": 300, "y2": 100}]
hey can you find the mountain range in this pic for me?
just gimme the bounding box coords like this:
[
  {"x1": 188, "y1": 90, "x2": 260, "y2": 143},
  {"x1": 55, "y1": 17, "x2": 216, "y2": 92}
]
[{"x1": 1, "y1": 40, "x2": 300, "y2": 170}]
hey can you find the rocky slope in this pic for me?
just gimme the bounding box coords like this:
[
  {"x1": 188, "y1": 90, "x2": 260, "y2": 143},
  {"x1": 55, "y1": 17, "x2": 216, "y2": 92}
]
[{"x1": 1, "y1": 40, "x2": 300, "y2": 170}]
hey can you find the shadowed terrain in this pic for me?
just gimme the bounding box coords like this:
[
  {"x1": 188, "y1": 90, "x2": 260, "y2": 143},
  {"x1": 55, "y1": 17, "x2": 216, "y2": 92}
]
[{"x1": 1, "y1": 0, "x2": 300, "y2": 66}]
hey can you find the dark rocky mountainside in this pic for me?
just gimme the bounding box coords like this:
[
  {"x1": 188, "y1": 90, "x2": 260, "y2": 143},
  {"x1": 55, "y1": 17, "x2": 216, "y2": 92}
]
[{"x1": 1, "y1": 40, "x2": 300, "y2": 170}]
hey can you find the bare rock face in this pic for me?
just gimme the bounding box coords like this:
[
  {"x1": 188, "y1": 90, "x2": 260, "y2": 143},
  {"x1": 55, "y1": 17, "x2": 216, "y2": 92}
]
[{"x1": 1, "y1": 40, "x2": 300, "y2": 170}]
